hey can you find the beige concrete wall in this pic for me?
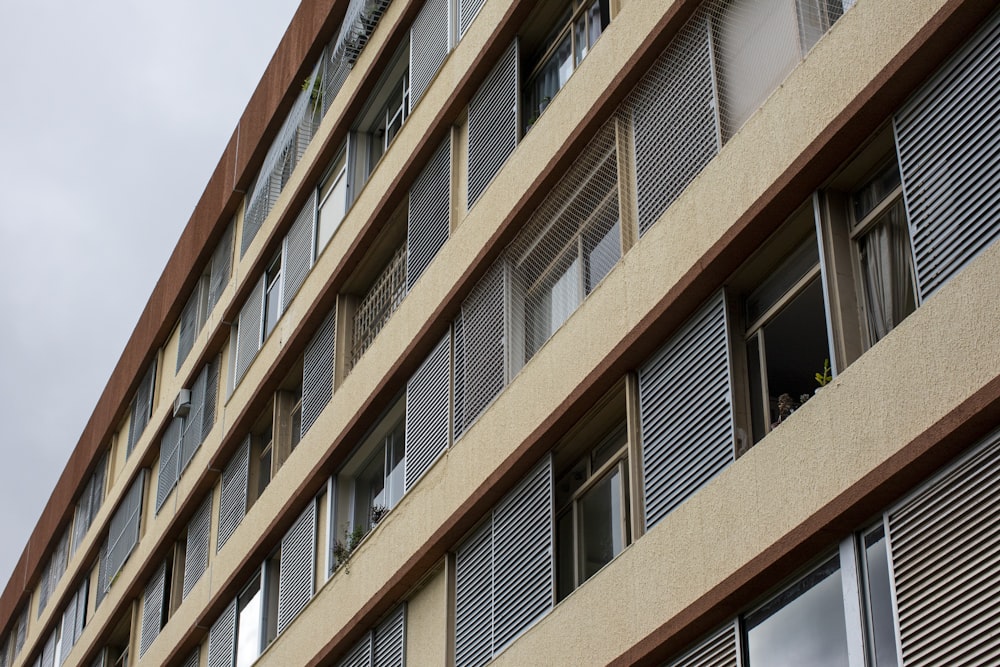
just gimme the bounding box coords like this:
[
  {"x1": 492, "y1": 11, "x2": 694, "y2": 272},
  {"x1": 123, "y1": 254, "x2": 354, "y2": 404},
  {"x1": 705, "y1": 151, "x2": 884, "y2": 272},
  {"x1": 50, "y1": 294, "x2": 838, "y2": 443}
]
[{"x1": 405, "y1": 565, "x2": 449, "y2": 667}]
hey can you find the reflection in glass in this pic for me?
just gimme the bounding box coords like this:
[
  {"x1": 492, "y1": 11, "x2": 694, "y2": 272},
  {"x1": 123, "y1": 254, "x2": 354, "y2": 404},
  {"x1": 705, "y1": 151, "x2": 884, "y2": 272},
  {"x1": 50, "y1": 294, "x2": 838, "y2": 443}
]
[
  {"x1": 863, "y1": 528, "x2": 899, "y2": 666},
  {"x1": 579, "y1": 468, "x2": 624, "y2": 581},
  {"x1": 236, "y1": 579, "x2": 262, "y2": 667}
]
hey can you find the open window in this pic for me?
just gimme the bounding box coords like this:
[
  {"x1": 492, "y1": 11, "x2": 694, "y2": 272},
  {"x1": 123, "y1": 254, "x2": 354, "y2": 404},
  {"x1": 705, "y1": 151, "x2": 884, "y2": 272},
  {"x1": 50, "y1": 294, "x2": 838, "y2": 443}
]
[
  {"x1": 248, "y1": 362, "x2": 303, "y2": 504},
  {"x1": 316, "y1": 146, "x2": 349, "y2": 254},
  {"x1": 352, "y1": 41, "x2": 410, "y2": 189},
  {"x1": 234, "y1": 554, "x2": 280, "y2": 667}
]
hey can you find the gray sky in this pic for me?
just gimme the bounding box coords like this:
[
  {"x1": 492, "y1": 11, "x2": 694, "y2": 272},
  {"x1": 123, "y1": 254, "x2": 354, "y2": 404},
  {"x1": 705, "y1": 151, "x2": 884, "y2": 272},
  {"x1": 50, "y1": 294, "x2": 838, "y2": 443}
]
[{"x1": 0, "y1": 0, "x2": 302, "y2": 591}]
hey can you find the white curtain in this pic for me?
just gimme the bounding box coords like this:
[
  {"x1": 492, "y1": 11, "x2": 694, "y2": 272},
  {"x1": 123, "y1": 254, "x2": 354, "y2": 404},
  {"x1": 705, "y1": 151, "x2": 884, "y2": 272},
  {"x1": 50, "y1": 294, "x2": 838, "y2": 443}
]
[{"x1": 859, "y1": 199, "x2": 913, "y2": 342}]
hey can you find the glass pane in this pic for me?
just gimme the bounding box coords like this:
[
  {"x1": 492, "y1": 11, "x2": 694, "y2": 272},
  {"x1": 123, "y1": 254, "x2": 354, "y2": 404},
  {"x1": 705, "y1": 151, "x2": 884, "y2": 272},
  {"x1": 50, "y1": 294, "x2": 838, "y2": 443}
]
[
  {"x1": 258, "y1": 444, "x2": 272, "y2": 497},
  {"x1": 853, "y1": 161, "x2": 902, "y2": 222},
  {"x1": 236, "y1": 580, "x2": 262, "y2": 667},
  {"x1": 745, "y1": 556, "x2": 850, "y2": 667},
  {"x1": 525, "y1": 32, "x2": 573, "y2": 125},
  {"x1": 745, "y1": 237, "x2": 819, "y2": 324},
  {"x1": 863, "y1": 528, "x2": 899, "y2": 667},
  {"x1": 585, "y1": 215, "x2": 621, "y2": 294},
  {"x1": 556, "y1": 510, "x2": 575, "y2": 601},
  {"x1": 587, "y1": 0, "x2": 603, "y2": 48},
  {"x1": 317, "y1": 168, "x2": 348, "y2": 252},
  {"x1": 579, "y1": 468, "x2": 624, "y2": 583},
  {"x1": 555, "y1": 458, "x2": 588, "y2": 509},
  {"x1": 385, "y1": 423, "x2": 406, "y2": 510},
  {"x1": 574, "y1": 14, "x2": 588, "y2": 66}
]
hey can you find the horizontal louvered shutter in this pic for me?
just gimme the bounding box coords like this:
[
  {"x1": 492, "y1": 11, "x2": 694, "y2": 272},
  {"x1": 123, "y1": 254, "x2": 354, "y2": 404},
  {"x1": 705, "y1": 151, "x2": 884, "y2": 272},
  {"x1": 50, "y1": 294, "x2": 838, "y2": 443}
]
[
  {"x1": 176, "y1": 288, "x2": 200, "y2": 372},
  {"x1": 467, "y1": 40, "x2": 518, "y2": 208},
  {"x1": 410, "y1": 0, "x2": 450, "y2": 108},
  {"x1": 139, "y1": 561, "x2": 166, "y2": 657},
  {"x1": 207, "y1": 599, "x2": 238, "y2": 667},
  {"x1": 59, "y1": 581, "x2": 87, "y2": 664},
  {"x1": 373, "y1": 605, "x2": 406, "y2": 667},
  {"x1": 302, "y1": 309, "x2": 337, "y2": 437},
  {"x1": 667, "y1": 622, "x2": 739, "y2": 667},
  {"x1": 95, "y1": 539, "x2": 109, "y2": 608},
  {"x1": 40, "y1": 630, "x2": 56, "y2": 667},
  {"x1": 887, "y1": 428, "x2": 1000, "y2": 665},
  {"x1": 628, "y1": 9, "x2": 719, "y2": 235},
  {"x1": 183, "y1": 495, "x2": 212, "y2": 599},
  {"x1": 180, "y1": 648, "x2": 200, "y2": 667},
  {"x1": 894, "y1": 10, "x2": 1000, "y2": 301},
  {"x1": 105, "y1": 471, "x2": 145, "y2": 587},
  {"x1": 452, "y1": 316, "x2": 465, "y2": 440},
  {"x1": 233, "y1": 278, "x2": 265, "y2": 387},
  {"x1": 208, "y1": 221, "x2": 234, "y2": 313},
  {"x1": 339, "y1": 632, "x2": 373, "y2": 667},
  {"x1": 454, "y1": 521, "x2": 492, "y2": 667},
  {"x1": 217, "y1": 437, "x2": 251, "y2": 552},
  {"x1": 203, "y1": 355, "x2": 220, "y2": 442},
  {"x1": 127, "y1": 360, "x2": 157, "y2": 456},
  {"x1": 282, "y1": 191, "x2": 318, "y2": 313},
  {"x1": 405, "y1": 332, "x2": 451, "y2": 491},
  {"x1": 492, "y1": 455, "x2": 553, "y2": 652},
  {"x1": 277, "y1": 502, "x2": 317, "y2": 635},
  {"x1": 459, "y1": 0, "x2": 485, "y2": 37},
  {"x1": 182, "y1": 362, "x2": 209, "y2": 472},
  {"x1": 455, "y1": 261, "x2": 507, "y2": 438},
  {"x1": 640, "y1": 292, "x2": 735, "y2": 529},
  {"x1": 408, "y1": 136, "x2": 451, "y2": 290},
  {"x1": 71, "y1": 475, "x2": 94, "y2": 555},
  {"x1": 155, "y1": 417, "x2": 184, "y2": 513}
]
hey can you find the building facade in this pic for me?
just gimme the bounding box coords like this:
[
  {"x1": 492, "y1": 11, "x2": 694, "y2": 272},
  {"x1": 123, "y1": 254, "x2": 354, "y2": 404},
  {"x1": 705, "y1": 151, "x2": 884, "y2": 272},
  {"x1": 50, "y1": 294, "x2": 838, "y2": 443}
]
[{"x1": 2, "y1": 0, "x2": 1000, "y2": 665}]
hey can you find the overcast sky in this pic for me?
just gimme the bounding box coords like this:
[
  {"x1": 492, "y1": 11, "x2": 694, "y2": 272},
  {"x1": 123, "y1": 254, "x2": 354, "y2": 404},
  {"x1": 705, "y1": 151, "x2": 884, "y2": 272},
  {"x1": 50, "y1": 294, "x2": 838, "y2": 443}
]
[{"x1": 0, "y1": 1, "x2": 302, "y2": 591}]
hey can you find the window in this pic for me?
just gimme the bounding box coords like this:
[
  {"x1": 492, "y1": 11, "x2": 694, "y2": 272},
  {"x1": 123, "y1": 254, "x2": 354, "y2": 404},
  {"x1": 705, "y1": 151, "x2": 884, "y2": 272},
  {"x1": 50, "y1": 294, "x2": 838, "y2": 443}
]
[
  {"x1": 317, "y1": 150, "x2": 349, "y2": 253},
  {"x1": 523, "y1": 0, "x2": 609, "y2": 131},
  {"x1": 740, "y1": 231, "x2": 831, "y2": 445},
  {"x1": 234, "y1": 556, "x2": 280, "y2": 667},
  {"x1": 353, "y1": 43, "x2": 410, "y2": 187},
  {"x1": 263, "y1": 254, "x2": 282, "y2": 339}
]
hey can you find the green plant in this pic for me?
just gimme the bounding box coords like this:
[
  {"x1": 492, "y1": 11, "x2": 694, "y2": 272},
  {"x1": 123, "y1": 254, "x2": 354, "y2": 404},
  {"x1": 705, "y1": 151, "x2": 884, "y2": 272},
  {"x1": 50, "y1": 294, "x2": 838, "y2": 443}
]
[
  {"x1": 815, "y1": 358, "x2": 833, "y2": 387},
  {"x1": 333, "y1": 525, "x2": 367, "y2": 570}
]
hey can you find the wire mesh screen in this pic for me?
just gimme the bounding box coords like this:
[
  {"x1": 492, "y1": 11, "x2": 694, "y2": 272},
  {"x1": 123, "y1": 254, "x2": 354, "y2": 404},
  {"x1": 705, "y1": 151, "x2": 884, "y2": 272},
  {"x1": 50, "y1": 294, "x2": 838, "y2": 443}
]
[
  {"x1": 323, "y1": 0, "x2": 394, "y2": 116},
  {"x1": 351, "y1": 244, "x2": 408, "y2": 369},
  {"x1": 506, "y1": 121, "x2": 620, "y2": 373}
]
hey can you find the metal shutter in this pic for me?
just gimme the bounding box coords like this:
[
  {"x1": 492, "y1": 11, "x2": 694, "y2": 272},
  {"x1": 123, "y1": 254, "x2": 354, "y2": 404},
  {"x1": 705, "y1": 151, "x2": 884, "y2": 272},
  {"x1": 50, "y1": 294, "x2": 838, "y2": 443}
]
[
  {"x1": 139, "y1": 561, "x2": 166, "y2": 657},
  {"x1": 180, "y1": 648, "x2": 200, "y2": 667},
  {"x1": 639, "y1": 292, "x2": 735, "y2": 529},
  {"x1": 454, "y1": 522, "x2": 492, "y2": 667},
  {"x1": 182, "y1": 362, "x2": 210, "y2": 472},
  {"x1": 203, "y1": 355, "x2": 220, "y2": 443},
  {"x1": 467, "y1": 40, "x2": 519, "y2": 208},
  {"x1": 207, "y1": 599, "x2": 238, "y2": 667},
  {"x1": 405, "y1": 332, "x2": 452, "y2": 491},
  {"x1": 277, "y1": 502, "x2": 317, "y2": 635},
  {"x1": 208, "y1": 221, "x2": 234, "y2": 314},
  {"x1": 627, "y1": 9, "x2": 719, "y2": 235},
  {"x1": 667, "y1": 622, "x2": 739, "y2": 667},
  {"x1": 373, "y1": 605, "x2": 406, "y2": 667},
  {"x1": 281, "y1": 191, "x2": 318, "y2": 313},
  {"x1": 177, "y1": 288, "x2": 200, "y2": 372},
  {"x1": 127, "y1": 360, "x2": 157, "y2": 456},
  {"x1": 183, "y1": 495, "x2": 212, "y2": 599},
  {"x1": 59, "y1": 581, "x2": 87, "y2": 664},
  {"x1": 156, "y1": 417, "x2": 184, "y2": 513},
  {"x1": 410, "y1": 0, "x2": 450, "y2": 108},
  {"x1": 492, "y1": 455, "x2": 553, "y2": 652},
  {"x1": 894, "y1": 10, "x2": 1000, "y2": 301},
  {"x1": 453, "y1": 316, "x2": 465, "y2": 441},
  {"x1": 40, "y1": 630, "x2": 56, "y2": 667},
  {"x1": 72, "y1": 472, "x2": 96, "y2": 554},
  {"x1": 454, "y1": 261, "x2": 507, "y2": 438},
  {"x1": 407, "y1": 136, "x2": 452, "y2": 290},
  {"x1": 105, "y1": 471, "x2": 145, "y2": 587},
  {"x1": 233, "y1": 278, "x2": 265, "y2": 387},
  {"x1": 886, "y1": 429, "x2": 1000, "y2": 665},
  {"x1": 302, "y1": 309, "x2": 337, "y2": 437},
  {"x1": 95, "y1": 539, "x2": 109, "y2": 609},
  {"x1": 459, "y1": 0, "x2": 485, "y2": 37},
  {"x1": 217, "y1": 437, "x2": 251, "y2": 552},
  {"x1": 339, "y1": 632, "x2": 373, "y2": 667}
]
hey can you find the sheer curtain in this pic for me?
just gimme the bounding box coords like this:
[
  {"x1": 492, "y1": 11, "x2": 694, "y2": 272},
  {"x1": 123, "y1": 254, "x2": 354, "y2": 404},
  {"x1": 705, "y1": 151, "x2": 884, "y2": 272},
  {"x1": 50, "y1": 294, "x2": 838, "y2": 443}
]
[{"x1": 859, "y1": 199, "x2": 915, "y2": 342}]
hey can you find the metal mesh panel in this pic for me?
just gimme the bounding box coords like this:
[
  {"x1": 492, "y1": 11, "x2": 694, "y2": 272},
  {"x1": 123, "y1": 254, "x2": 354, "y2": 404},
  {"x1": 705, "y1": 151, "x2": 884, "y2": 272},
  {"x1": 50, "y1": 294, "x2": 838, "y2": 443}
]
[
  {"x1": 895, "y1": 9, "x2": 1000, "y2": 301},
  {"x1": 467, "y1": 40, "x2": 519, "y2": 208},
  {"x1": 887, "y1": 429, "x2": 1000, "y2": 666},
  {"x1": 282, "y1": 191, "x2": 318, "y2": 313},
  {"x1": 373, "y1": 605, "x2": 405, "y2": 667},
  {"x1": 139, "y1": 561, "x2": 166, "y2": 657},
  {"x1": 506, "y1": 121, "x2": 620, "y2": 373},
  {"x1": 176, "y1": 286, "x2": 201, "y2": 372},
  {"x1": 454, "y1": 521, "x2": 492, "y2": 667},
  {"x1": 405, "y1": 332, "x2": 451, "y2": 491},
  {"x1": 302, "y1": 308, "x2": 337, "y2": 437},
  {"x1": 323, "y1": 37, "x2": 353, "y2": 118},
  {"x1": 454, "y1": 261, "x2": 507, "y2": 438},
  {"x1": 322, "y1": 0, "x2": 393, "y2": 117},
  {"x1": 338, "y1": 632, "x2": 373, "y2": 667},
  {"x1": 459, "y1": 0, "x2": 486, "y2": 37},
  {"x1": 207, "y1": 599, "x2": 237, "y2": 667},
  {"x1": 627, "y1": 8, "x2": 718, "y2": 235},
  {"x1": 183, "y1": 495, "x2": 212, "y2": 599},
  {"x1": 351, "y1": 244, "x2": 408, "y2": 369},
  {"x1": 181, "y1": 362, "x2": 210, "y2": 472},
  {"x1": 667, "y1": 622, "x2": 740, "y2": 667},
  {"x1": 208, "y1": 220, "x2": 234, "y2": 314},
  {"x1": 277, "y1": 502, "x2": 317, "y2": 635},
  {"x1": 407, "y1": 136, "x2": 451, "y2": 290},
  {"x1": 155, "y1": 417, "x2": 184, "y2": 514},
  {"x1": 127, "y1": 360, "x2": 157, "y2": 456},
  {"x1": 233, "y1": 278, "x2": 265, "y2": 387},
  {"x1": 640, "y1": 292, "x2": 735, "y2": 529},
  {"x1": 180, "y1": 648, "x2": 200, "y2": 667},
  {"x1": 217, "y1": 436, "x2": 251, "y2": 552},
  {"x1": 492, "y1": 455, "x2": 553, "y2": 652},
  {"x1": 105, "y1": 471, "x2": 145, "y2": 591},
  {"x1": 410, "y1": 0, "x2": 450, "y2": 108}
]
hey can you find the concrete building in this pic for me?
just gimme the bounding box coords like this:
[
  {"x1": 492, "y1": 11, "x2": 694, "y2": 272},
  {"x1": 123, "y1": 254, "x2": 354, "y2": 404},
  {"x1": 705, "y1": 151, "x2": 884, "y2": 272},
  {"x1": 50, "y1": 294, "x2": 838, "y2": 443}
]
[{"x1": 2, "y1": 0, "x2": 1000, "y2": 665}]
